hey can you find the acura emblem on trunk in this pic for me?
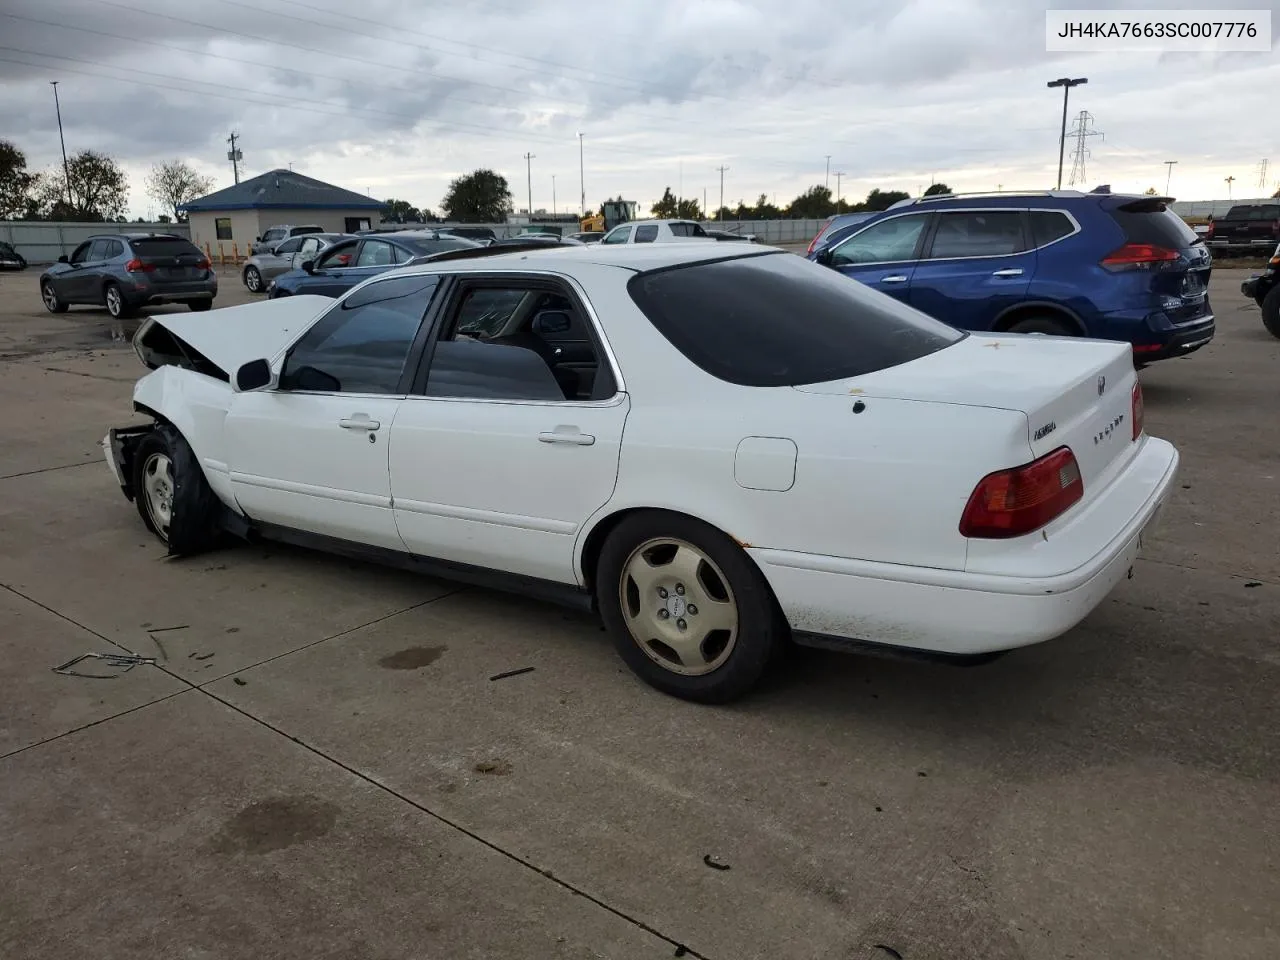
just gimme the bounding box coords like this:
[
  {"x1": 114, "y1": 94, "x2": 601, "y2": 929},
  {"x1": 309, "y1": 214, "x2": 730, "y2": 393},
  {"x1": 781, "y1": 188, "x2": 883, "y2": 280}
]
[{"x1": 1097, "y1": 375, "x2": 1106, "y2": 396}]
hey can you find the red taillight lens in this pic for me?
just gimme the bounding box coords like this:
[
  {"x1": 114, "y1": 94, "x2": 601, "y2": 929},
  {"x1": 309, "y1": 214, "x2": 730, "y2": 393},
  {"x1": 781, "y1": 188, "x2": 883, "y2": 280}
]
[
  {"x1": 1206, "y1": 221, "x2": 1215, "y2": 239},
  {"x1": 124, "y1": 258, "x2": 156, "y2": 273},
  {"x1": 959, "y1": 447, "x2": 1084, "y2": 539},
  {"x1": 195, "y1": 258, "x2": 211, "y2": 270},
  {"x1": 1099, "y1": 243, "x2": 1180, "y2": 272},
  {"x1": 806, "y1": 234, "x2": 820, "y2": 255},
  {"x1": 1131, "y1": 380, "x2": 1144, "y2": 440}
]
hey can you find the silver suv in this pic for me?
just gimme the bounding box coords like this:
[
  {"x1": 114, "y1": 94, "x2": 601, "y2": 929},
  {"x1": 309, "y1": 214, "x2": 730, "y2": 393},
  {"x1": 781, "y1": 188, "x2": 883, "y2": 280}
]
[{"x1": 251, "y1": 224, "x2": 324, "y2": 254}]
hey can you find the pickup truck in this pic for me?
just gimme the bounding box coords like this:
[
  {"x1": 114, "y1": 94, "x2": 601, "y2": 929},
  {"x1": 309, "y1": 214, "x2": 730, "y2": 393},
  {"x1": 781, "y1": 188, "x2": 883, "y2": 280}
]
[{"x1": 1206, "y1": 203, "x2": 1280, "y2": 248}]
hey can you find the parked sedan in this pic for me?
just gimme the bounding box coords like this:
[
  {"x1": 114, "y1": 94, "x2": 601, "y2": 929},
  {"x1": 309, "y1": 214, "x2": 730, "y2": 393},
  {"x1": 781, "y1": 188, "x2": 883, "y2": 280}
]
[
  {"x1": 267, "y1": 231, "x2": 480, "y2": 299},
  {"x1": 242, "y1": 233, "x2": 346, "y2": 293},
  {"x1": 105, "y1": 244, "x2": 1177, "y2": 704},
  {"x1": 0, "y1": 240, "x2": 27, "y2": 270},
  {"x1": 40, "y1": 234, "x2": 216, "y2": 318}
]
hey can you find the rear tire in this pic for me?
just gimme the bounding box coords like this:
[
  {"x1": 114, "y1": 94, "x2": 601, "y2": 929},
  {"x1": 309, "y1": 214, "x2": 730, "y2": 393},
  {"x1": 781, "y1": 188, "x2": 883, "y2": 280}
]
[
  {"x1": 596, "y1": 511, "x2": 786, "y2": 704},
  {"x1": 1005, "y1": 315, "x2": 1075, "y2": 336},
  {"x1": 244, "y1": 266, "x2": 262, "y2": 292},
  {"x1": 41, "y1": 282, "x2": 68, "y2": 313},
  {"x1": 104, "y1": 282, "x2": 135, "y2": 319},
  {"x1": 1262, "y1": 287, "x2": 1280, "y2": 340},
  {"x1": 132, "y1": 425, "x2": 220, "y2": 556}
]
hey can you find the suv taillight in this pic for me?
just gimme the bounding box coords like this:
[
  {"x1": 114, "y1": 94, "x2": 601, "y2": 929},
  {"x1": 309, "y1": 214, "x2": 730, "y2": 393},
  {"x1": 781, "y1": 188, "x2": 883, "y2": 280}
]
[
  {"x1": 1206, "y1": 220, "x2": 1215, "y2": 239},
  {"x1": 124, "y1": 258, "x2": 155, "y2": 273},
  {"x1": 1099, "y1": 243, "x2": 1180, "y2": 272},
  {"x1": 1132, "y1": 380, "x2": 1144, "y2": 440},
  {"x1": 195, "y1": 258, "x2": 211, "y2": 270},
  {"x1": 806, "y1": 232, "x2": 821, "y2": 255},
  {"x1": 959, "y1": 447, "x2": 1083, "y2": 539}
]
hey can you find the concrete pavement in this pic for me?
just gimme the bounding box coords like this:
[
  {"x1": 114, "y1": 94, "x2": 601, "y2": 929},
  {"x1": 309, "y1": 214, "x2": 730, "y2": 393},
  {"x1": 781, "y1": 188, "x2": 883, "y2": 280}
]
[{"x1": 0, "y1": 265, "x2": 1277, "y2": 960}]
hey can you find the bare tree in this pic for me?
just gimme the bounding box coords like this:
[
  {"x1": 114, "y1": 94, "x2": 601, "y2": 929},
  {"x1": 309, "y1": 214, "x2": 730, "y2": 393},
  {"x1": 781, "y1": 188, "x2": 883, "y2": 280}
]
[{"x1": 146, "y1": 160, "x2": 214, "y2": 222}]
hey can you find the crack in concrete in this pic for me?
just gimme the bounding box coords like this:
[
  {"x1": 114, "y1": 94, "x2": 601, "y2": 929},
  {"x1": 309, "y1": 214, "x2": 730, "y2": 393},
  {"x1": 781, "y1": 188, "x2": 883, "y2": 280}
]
[
  {"x1": 42, "y1": 366, "x2": 137, "y2": 383},
  {"x1": 1, "y1": 460, "x2": 98, "y2": 481}
]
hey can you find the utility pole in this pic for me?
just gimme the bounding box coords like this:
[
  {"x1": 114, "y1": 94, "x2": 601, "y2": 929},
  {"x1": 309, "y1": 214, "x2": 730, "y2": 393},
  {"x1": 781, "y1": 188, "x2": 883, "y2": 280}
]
[
  {"x1": 716, "y1": 165, "x2": 729, "y2": 221},
  {"x1": 49, "y1": 81, "x2": 73, "y2": 210},
  {"x1": 1258, "y1": 159, "x2": 1269, "y2": 190},
  {"x1": 834, "y1": 171, "x2": 846, "y2": 208},
  {"x1": 825, "y1": 155, "x2": 831, "y2": 191},
  {"x1": 551, "y1": 174, "x2": 556, "y2": 217},
  {"x1": 1046, "y1": 77, "x2": 1088, "y2": 190},
  {"x1": 226, "y1": 131, "x2": 242, "y2": 184},
  {"x1": 1164, "y1": 160, "x2": 1177, "y2": 195},
  {"x1": 1225, "y1": 175, "x2": 1235, "y2": 199},
  {"x1": 1066, "y1": 110, "x2": 1103, "y2": 187},
  {"x1": 523, "y1": 152, "x2": 535, "y2": 216},
  {"x1": 577, "y1": 132, "x2": 585, "y2": 216},
  {"x1": 703, "y1": 187, "x2": 707, "y2": 219}
]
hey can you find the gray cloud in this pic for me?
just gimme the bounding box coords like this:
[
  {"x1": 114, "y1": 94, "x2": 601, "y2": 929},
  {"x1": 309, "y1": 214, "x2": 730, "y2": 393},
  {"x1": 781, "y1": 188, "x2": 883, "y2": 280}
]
[{"x1": 1, "y1": 0, "x2": 1277, "y2": 217}]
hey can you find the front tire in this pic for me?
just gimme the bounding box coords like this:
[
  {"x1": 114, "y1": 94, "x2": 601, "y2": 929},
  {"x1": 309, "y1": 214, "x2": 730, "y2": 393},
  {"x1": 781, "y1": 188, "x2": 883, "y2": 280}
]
[
  {"x1": 104, "y1": 282, "x2": 135, "y2": 319},
  {"x1": 41, "y1": 282, "x2": 68, "y2": 313},
  {"x1": 596, "y1": 511, "x2": 786, "y2": 703},
  {"x1": 1006, "y1": 315, "x2": 1074, "y2": 336},
  {"x1": 1262, "y1": 286, "x2": 1280, "y2": 340},
  {"x1": 244, "y1": 266, "x2": 262, "y2": 292},
  {"x1": 131, "y1": 425, "x2": 220, "y2": 556}
]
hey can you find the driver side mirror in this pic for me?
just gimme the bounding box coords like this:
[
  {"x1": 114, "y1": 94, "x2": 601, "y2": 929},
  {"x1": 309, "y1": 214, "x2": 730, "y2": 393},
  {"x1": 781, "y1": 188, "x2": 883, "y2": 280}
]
[
  {"x1": 235, "y1": 358, "x2": 274, "y2": 392},
  {"x1": 58, "y1": 254, "x2": 69, "y2": 263},
  {"x1": 301, "y1": 259, "x2": 315, "y2": 274},
  {"x1": 532, "y1": 310, "x2": 572, "y2": 335},
  {"x1": 815, "y1": 248, "x2": 833, "y2": 266}
]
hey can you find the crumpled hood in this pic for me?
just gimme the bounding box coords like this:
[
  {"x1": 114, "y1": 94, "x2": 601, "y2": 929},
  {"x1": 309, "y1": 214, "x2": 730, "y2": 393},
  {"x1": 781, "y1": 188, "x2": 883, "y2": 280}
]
[{"x1": 133, "y1": 295, "x2": 331, "y2": 377}]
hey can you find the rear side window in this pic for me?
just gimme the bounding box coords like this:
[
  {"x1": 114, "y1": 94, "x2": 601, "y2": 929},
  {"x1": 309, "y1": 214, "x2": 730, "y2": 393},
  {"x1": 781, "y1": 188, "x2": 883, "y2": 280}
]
[
  {"x1": 634, "y1": 225, "x2": 658, "y2": 243},
  {"x1": 1029, "y1": 211, "x2": 1076, "y2": 247},
  {"x1": 628, "y1": 252, "x2": 963, "y2": 387},
  {"x1": 1109, "y1": 200, "x2": 1199, "y2": 248},
  {"x1": 927, "y1": 211, "x2": 1026, "y2": 259},
  {"x1": 130, "y1": 237, "x2": 204, "y2": 258},
  {"x1": 1224, "y1": 206, "x2": 1253, "y2": 220}
]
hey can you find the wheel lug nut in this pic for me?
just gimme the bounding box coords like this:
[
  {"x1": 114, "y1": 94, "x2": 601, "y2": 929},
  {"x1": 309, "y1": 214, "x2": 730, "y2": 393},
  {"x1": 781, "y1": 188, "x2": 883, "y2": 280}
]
[
  {"x1": 687, "y1": 604, "x2": 698, "y2": 615},
  {"x1": 658, "y1": 609, "x2": 670, "y2": 619},
  {"x1": 677, "y1": 619, "x2": 687, "y2": 630},
  {"x1": 675, "y1": 584, "x2": 685, "y2": 596},
  {"x1": 658, "y1": 587, "x2": 668, "y2": 599}
]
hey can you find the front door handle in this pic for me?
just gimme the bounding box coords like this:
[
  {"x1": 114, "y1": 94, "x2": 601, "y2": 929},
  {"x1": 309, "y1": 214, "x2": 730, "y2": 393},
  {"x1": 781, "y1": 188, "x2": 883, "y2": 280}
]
[
  {"x1": 339, "y1": 416, "x2": 381, "y2": 431},
  {"x1": 539, "y1": 429, "x2": 595, "y2": 446},
  {"x1": 879, "y1": 275, "x2": 908, "y2": 284},
  {"x1": 992, "y1": 268, "x2": 1024, "y2": 277}
]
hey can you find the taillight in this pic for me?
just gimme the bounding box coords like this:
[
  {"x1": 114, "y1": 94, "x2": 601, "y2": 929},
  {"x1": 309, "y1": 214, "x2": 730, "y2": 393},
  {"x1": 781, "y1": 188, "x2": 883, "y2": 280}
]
[
  {"x1": 124, "y1": 258, "x2": 156, "y2": 273},
  {"x1": 1099, "y1": 243, "x2": 1180, "y2": 272},
  {"x1": 195, "y1": 258, "x2": 211, "y2": 270},
  {"x1": 1206, "y1": 221, "x2": 1215, "y2": 239},
  {"x1": 806, "y1": 233, "x2": 820, "y2": 255},
  {"x1": 959, "y1": 447, "x2": 1083, "y2": 539},
  {"x1": 1131, "y1": 380, "x2": 1144, "y2": 440}
]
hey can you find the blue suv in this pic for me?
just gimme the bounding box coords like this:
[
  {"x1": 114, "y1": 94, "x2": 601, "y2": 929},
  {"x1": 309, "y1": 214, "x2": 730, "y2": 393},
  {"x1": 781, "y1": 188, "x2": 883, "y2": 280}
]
[{"x1": 808, "y1": 189, "x2": 1214, "y2": 363}]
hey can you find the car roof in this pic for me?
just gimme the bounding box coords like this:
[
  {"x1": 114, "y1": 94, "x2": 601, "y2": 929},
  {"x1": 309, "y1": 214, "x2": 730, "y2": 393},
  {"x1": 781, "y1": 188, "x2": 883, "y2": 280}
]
[{"x1": 385, "y1": 240, "x2": 770, "y2": 277}]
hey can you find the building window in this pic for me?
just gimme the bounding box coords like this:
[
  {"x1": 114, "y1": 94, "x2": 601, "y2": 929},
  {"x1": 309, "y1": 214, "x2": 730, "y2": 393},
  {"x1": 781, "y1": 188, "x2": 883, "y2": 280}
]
[
  {"x1": 345, "y1": 216, "x2": 372, "y2": 233},
  {"x1": 215, "y1": 218, "x2": 233, "y2": 240}
]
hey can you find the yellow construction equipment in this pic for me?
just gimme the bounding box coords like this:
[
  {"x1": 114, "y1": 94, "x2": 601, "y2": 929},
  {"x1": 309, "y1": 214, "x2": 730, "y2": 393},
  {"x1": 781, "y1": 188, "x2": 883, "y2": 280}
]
[{"x1": 580, "y1": 199, "x2": 638, "y2": 233}]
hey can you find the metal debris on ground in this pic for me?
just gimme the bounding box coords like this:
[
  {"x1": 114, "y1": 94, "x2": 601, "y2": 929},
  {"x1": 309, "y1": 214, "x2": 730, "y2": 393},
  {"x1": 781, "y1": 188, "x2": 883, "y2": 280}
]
[
  {"x1": 702, "y1": 854, "x2": 731, "y2": 871},
  {"x1": 489, "y1": 666, "x2": 536, "y2": 681},
  {"x1": 53, "y1": 652, "x2": 157, "y2": 679},
  {"x1": 873, "y1": 946, "x2": 904, "y2": 960}
]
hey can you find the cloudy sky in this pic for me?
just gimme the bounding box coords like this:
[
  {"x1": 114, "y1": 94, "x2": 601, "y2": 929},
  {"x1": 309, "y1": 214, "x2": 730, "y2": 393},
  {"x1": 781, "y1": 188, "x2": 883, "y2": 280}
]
[{"x1": 1, "y1": 0, "x2": 1277, "y2": 219}]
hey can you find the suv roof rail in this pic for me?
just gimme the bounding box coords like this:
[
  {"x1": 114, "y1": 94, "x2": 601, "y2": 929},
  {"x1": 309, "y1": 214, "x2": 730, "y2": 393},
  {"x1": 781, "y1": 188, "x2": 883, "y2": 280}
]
[{"x1": 887, "y1": 189, "x2": 1088, "y2": 210}]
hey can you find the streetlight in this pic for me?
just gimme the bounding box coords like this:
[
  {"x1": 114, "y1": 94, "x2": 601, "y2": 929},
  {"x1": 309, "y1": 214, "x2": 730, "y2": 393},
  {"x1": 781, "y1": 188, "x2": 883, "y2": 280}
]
[
  {"x1": 1164, "y1": 160, "x2": 1177, "y2": 195},
  {"x1": 552, "y1": 174, "x2": 556, "y2": 218},
  {"x1": 1046, "y1": 77, "x2": 1087, "y2": 190},
  {"x1": 49, "y1": 81, "x2": 72, "y2": 209},
  {"x1": 577, "y1": 132, "x2": 585, "y2": 216}
]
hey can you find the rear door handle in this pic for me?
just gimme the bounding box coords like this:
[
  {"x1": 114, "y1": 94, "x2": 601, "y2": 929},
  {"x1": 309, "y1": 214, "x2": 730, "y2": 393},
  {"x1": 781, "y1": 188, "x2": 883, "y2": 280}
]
[
  {"x1": 339, "y1": 416, "x2": 380, "y2": 431},
  {"x1": 539, "y1": 430, "x2": 595, "y2": 446},
  {"x1": 879, "y1": 275, "x2": 908, "y2": 284},
  {"x1": 992, "y1": 268, "x2": 1024, "y2": 277}
]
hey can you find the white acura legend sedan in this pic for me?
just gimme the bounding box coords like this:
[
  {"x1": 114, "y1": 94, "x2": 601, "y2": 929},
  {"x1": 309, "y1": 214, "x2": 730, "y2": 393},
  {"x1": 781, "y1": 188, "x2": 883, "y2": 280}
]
[{"x1": 105, "y1": 243, "x2": 1177, "y2": 703}]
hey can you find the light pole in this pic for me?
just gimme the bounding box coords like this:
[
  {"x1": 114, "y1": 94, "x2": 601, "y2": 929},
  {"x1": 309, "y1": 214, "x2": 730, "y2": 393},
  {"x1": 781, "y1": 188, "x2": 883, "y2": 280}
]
[
  {"x1": 825, "y1": 155, "x2": 831, "y2": 191},
  {"x1": 577, "y1": 132, "x2": 585, "y2": 216},
  {"x1": 49, "y1": 81, "x2": 72, "y2": 210},
  {"x1": 1225, "y1": 175, "x2": 1235, "y2": 199},
  {"x1": 834, "y1": 171, "x2": 845, "y2": 209},
  {"x1": 523, "y1": 152, "x2": 535, "y2": 217},
  {"x1": 1163, "y1": 160, "x2": 1177, "y2": 195},
  {"x1": 552, "y1": 174, "x2": 556, "y2": 217},
  {"x1": 1047, "y1": 77, "x2": 1087, "y2": 190}
]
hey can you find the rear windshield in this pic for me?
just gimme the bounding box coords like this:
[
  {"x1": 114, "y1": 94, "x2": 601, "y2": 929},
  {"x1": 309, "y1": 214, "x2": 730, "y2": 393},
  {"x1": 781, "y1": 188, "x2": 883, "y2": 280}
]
[
  {"x1": 1109, "y1": 201, "x2": 1199, "y2": 248},
  {"x1": 627, "y1": 251, "x2": 963, "y2": 387},
  {"x1": 401, "y1": 236, "x2": 480, "y2": 255},
  {"x1": 129, "y1": 237, "x2": 205, "y2": 258}
]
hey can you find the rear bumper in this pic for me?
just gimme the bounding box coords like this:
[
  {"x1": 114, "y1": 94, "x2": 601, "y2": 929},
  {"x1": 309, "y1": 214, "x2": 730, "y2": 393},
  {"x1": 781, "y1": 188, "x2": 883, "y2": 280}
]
[
  {"x1": 1131, "y1": 316, "x2": 1215, "y2": 362},
  {"x1": 124, "y1": 277, "x2": 217, "y2": 305},
  {"x1": 751, "y1": 437, "x2": 1179, "y2": 657}
]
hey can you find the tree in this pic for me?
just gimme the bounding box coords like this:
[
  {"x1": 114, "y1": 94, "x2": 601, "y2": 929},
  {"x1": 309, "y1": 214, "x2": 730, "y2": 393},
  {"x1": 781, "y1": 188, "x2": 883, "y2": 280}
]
[
  {"x1": 751, "y1": 193, "x2": 781, "y2": 219},
  {"x1": 651, "y1": 187, "x2": 678, "y2": 218},
  {"x1": 37, "y1": 150, "x2": 128, "y2": 221},
  {"x1": 923, "y1": 183, "x2": 951, "y2": 197},
  {"x1": 862, "y1": 188, "x2": 910, "y2": 212},
  {"x1": 1144, "y1": 186, "x2": 1158, "y2": 196},
  {"x1": 441, "y1": 169, "x2": 512, "y2": 222},
  {"x1": 786, "y1": 185, "x2": 836, "y2": 219},
  {"x1": 0, "y1": 140, "x2": 40, "y2": 219},
  {"x1": 1271, "y1": 186, "x2": 1279, "y2": 199},
  {"x1": 381, "y1": 198, "x2": 423, "y2": 223},
  {"x1": 145, "y1": 160, "x2": 214, "y2": 222}
]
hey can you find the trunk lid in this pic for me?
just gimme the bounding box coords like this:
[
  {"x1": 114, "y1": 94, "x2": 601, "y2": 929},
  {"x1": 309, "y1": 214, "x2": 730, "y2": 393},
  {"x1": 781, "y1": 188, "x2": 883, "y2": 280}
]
[
  {"x1": 794, "y1": 333, "x2": 1139, "y2": 492},
  {"x1": 129, "y1": 237, "x2": 211, "y2": 284},
  {"x1": 133, "y1": 295, "x2": 332, "y2": 378},
  {"x1": 1102, "y1": 196, "x2": 1212, "y2": 326}
]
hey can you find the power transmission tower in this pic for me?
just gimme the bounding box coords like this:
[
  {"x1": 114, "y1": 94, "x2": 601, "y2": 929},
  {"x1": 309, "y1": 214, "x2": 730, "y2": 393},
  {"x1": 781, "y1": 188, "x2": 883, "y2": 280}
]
[
  {"x1": 1258, "y1": 159, "x2": 1269, "y2": 190},
  {"x1": 1066, "y1": 111, "x2": 1103, "y2": 187},
  {"x1": 716, "y1": 165, "x2": 729, "y2": 221},
  {"x1": 226, "y1": 131, "x2": 242, "y2": 184}
]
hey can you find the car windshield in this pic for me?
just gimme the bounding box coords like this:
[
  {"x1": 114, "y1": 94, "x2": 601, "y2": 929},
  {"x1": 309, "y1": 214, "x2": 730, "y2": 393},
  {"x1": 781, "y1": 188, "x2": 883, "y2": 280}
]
[{"x1": 628, "y1": 251, "x2": 963, "y2": 387}]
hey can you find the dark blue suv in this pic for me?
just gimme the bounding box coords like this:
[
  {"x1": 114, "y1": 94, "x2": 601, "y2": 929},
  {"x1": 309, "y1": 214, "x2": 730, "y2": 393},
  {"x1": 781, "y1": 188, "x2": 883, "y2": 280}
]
[{"x1": 808, "y1": 189, "x2": 1214, "y2": 363}]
